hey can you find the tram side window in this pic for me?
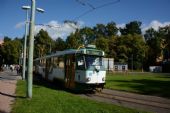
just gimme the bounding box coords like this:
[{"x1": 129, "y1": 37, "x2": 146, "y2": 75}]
[
  {"x1": 58, "y1": 57, "x2": 64, "y2": 69},
  {"x1": 52, "y1": 56, "x2": 64, "y2": 69},
  {"x1": 122, "y1": 66, "x2": 125, "y2": 70},
  {"x1": 76, "y1": 56, "x2": 85, "y2": 70},
  {"x1": 40, "y1": 59, "x2": 46, "y2": 67},
  {"x1": 53, "y1": 57, "x2": 58, "y2": 68},
  {"x1": 115, "y1": 66, "x2": 118, "y2": 71}
]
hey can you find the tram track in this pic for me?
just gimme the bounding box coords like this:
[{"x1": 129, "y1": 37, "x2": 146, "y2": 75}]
[
  {"x1": 79, "y1": 89, "x2": 170, "y2": 113},
  {"x1": 94, "y1": 92, "x2": 170, "y2": 109}
]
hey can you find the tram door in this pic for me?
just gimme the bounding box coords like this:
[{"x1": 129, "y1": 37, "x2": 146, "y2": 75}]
[
  {"x1": 65, "y1": 55, "x2": 75, "y2": 88},
  {"x1": 45, "y1": 58, "x2": 51, "y2": 80}
]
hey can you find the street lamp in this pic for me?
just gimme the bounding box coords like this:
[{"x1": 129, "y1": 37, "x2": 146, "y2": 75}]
[
  {"x1": 36, "y1": 7, "x2": 45, "y2": 13},
  {"x1": 22, "y1": 5, "x2": 30, "y2": 80},
  {"x1": 22, "y1": 6, "x2": 44, "y2": 80},
  {"x1": 27, "y1": 0, "x2": 44, "y2": 98}
]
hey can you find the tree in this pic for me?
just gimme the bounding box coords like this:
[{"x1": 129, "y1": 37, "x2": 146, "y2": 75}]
[
  {"x1": 113, "y1": 34, "x2": 146, "y2": 69},
  {"x1": 107, "y1": 36, "x2": 117, "y2": 58},
  {"x1": 34, "y1": 29, "x2": 54, "y2": 58},
  {"x1": 93, "y1": 24, "x2": 107, "y2": 38},
  {"x1": 54, "y1": 37, "x2": 66, "y2": 51},
  {"x1": 106, "y1": 21, "x2": 118, "y2": 37},
  {"x1": 3, "y1": 36, "x2": 11, "y2": 42},
  {"x1": 66, "y1": 30, "x2": 82, "y2": 49},
  {"x1": 144, "y1": 28, "x2": 161, "y2": 66},
  {"x1": 95, "y1": 37, "x2": 109, "y2": 54},
  {"x1": 158, "y1": 25, "x2": 170, "y2": 60},
  {"x1": 144, "y1": 25, "x2": 170, "y2": 71},
  {"x1": 0, "y1": 44, "x2": 3, "y2": 69},
  {"x1": 120, "y1": 21, "x2": 142, "y2": 35},
  {"x1": 1, "y1": 37, "x2": 22, "y2": 64},
  {"x1": 79, "y1": 27, "x2": 95, "y2": 44}
]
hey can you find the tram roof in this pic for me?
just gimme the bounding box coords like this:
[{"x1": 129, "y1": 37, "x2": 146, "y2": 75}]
[{"x1": 34, "y1": 48, "x2": 104, "y2": 60}]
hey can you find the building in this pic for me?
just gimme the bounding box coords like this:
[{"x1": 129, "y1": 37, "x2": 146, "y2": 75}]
[
  {"x1": 103, "y1": 58, "x2": 128, "y2": 72},
  {"x1": 103, "y1": 58, "x2": 114, "y2": 71},
  {"x1": 114, "y1": 62, "x2": 128, "y2": 72}
]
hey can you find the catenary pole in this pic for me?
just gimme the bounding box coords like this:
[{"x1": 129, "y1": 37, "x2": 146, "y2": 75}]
[
  {"x1": 27, "y1": 0, "x2": 35, "y2": 98},
  {"x1": 22, "y1": 6, "x2": 30, "y2": 80}
]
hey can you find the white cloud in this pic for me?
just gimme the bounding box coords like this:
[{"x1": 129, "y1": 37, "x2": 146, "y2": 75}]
[
  {"x1": 116, "y1": 23, "x2": 125, "y2": 36},
  {"x1": 15, "y1": 21, "x2": 25, "y2": 29},
  {"x1": 116, "y1": 23, "x2": 125, "y2": 29},
  {"x1": 142, "y1": 20, "x2": 170, "y2": 33},
  {"x1": 35, "y1": 20, "x2": 84, "y2": 40},
  {"x1": 117, "y1": 20, "x2": 170, "y2": 35}
]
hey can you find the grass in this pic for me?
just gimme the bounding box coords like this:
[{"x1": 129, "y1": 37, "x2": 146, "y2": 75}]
[
  {"x1": 105, "y1": 72, "x2": 170, "y2": 98},
  {"x1": 12, "y1": 80, "x2": 148, "y2": 113}
]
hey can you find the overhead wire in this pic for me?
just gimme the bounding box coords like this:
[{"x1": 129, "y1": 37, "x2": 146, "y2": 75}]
[
  {"x1": 65, "y1": 0, "x2": 120, "y2": 30},
  {"x1": 74, "y1": 0, "x2": 120, "y2": 20}
]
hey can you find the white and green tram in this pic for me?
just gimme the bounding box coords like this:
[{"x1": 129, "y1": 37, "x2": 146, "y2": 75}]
[{"x1": 34, "y1": 45, "x2": 106, "y2": 91}]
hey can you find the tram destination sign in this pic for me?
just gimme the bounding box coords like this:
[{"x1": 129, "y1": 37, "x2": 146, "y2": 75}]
[{"x1": 86, "y1": 50, "x2": 103, "y2": 56}]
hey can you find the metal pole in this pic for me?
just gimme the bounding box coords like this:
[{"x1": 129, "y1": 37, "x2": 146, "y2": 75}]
[
  {"x1": 27, "y1": 0, "x2": 36, "y2": 98},
  {"x1": 131, "y1": 54, "x2": 133, "y2": 72},
  {"x1": 22, "y1": 9, "x2": 29, "y2": 80}
]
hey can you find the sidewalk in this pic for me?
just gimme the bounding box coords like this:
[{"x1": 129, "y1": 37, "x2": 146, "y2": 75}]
[{"x1": 0, "y1": 70, "x2": 21, "y2": 113}]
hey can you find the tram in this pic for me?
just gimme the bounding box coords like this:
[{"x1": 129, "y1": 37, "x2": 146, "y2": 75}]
[{"x1": 34, "y1": 45, "x2": 106, "y2": 91}]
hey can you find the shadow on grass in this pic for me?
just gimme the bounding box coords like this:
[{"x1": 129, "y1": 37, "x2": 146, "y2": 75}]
[
  {"x1": 0, "y1": 91, "x2": 26, "y2": 99},
  {"x1": 0, "y1": 110, "x2": 8, "y2": 113},
  {"x1": 33, "y1": 75, "x2": 64, "y2": 91},
  {"x1": 32, "y1": 75, "x2": 95, "y2": 94},
  {"x1": 112, "y1": 79, "x2": 170, "y2": 98}
]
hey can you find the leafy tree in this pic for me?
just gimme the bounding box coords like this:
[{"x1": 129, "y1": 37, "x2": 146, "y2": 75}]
[
  {"x1": 3, "y1": 36, "x2": 11, "y2": 42},
  {"x1": 66, "y1": 30, "x2": 82, "y2": 49},
  {"x1": 1, "y1": 37, "x2": 22, "y2": 64},
  {"x1": 106, "y1": 21, "x2": 118, "y2": 37},
  {"x1": 120, "y1": 21, "x2": 142, "y2": 35},
  {"x1": 144, "y1": 25, "x2": 170, "y2": 71},
  {"x1": 0, "y1": 44, "x2": 3, "y2": 68},
  {"x1": 54, "y1": 37, "x2": 66, "y2": 51},
  {"x1": 158, "y1": 25, "x2": 170, "y2": 60},
  {"x1": 144, "y1": 28, "x2": 161, "y2": 66},
  {"x1": 95, "y1": 37, "x2": 109, "y2": 54},
  {"x1": 79, "y1": 27, "x2": 95, "y2": 44},
  {"x1": 34, "y1": 29, "x2": 54, "y2": 58},
  {"x1": 113, "y1": 34, "x2": 146, "y2": 69},
  {"x1": 93, "y1": 24, "x2": 107, "y2": 38},
  {"x1": 107, "y1": 36, "x2": 117, "y2": 58},
  {"x1": 144, "y1": 28, "x2": 157, "y2": 41}
]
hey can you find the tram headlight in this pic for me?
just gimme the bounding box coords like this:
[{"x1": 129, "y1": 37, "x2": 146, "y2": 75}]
[{"x1": 86, "y1": 77, "x2": 91, "y2": 82}]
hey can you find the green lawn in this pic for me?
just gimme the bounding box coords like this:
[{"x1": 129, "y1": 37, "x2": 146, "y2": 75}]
[
  {"x1": 105, "y1": 72, "x2": 170, "y2": 98},
  {"x1": 12, "y1": 80, "x2": 148, "y2": 113}
]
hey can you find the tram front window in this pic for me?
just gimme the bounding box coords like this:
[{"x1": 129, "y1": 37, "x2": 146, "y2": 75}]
[
  {"x1": 76, "y1": 56, "x2": 85, "y2": 70},
  {"x1": 76, "y1": 55, "x2": 103, "y2": 70},
  {"x1": 85, "y1": 56, "x2": 102, "y2": 69}
]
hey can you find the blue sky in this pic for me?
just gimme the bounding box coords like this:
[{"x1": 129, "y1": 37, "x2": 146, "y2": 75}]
[{"x1": 0, "y1": 0, "x2": 170, "y2": 40}]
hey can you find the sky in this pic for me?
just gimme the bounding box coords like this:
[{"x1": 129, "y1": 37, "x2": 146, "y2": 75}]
[{"x1": 0, "y1": 0, "x2": 170, "y2": 40}]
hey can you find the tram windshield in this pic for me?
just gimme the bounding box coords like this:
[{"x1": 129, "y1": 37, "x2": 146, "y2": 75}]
[
  {"x1": 85, "y1": 56, "x2": 102, "y2": 67},
  {"x1": 76, "y1": 55, "x2": 103, "y2": 70}
]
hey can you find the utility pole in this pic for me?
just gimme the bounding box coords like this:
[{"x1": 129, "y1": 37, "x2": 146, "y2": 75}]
[
  {"x1": 22, "y1": 6, "x2": 30, "y2": 80},
  {"x1": 131, "y1": 54, "x2": 133, "y2": 72},
  {"x1": 27, "y1": 0, "x2": 44, "y2": 98},
  {"x1": 27, "y1": 0, "x2": 36, "y2": 98}
]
